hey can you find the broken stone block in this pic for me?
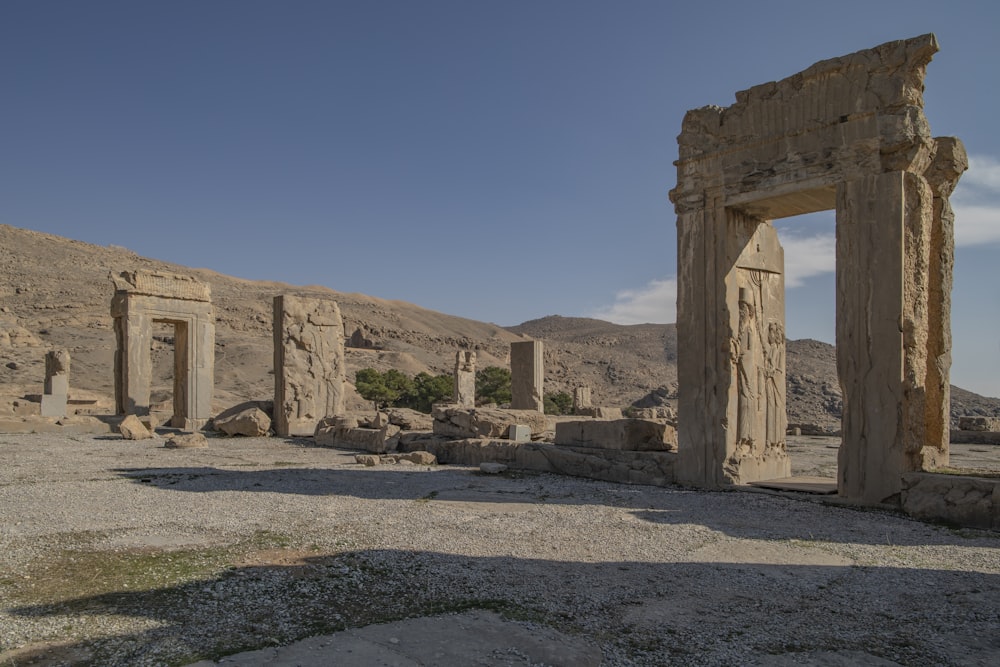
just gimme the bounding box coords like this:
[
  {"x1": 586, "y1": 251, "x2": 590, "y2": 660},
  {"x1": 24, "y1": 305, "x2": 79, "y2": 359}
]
[
  {"x1": 214, "y1": 404, "x2": 271, "y2": 437},
  {"x1": 432, "y1": 406, "x2": 546, "y2": 439},
  {"x1": 164, "y1": 433, "x2": 209, "y2": 449},
  {"x1": 399, "y1": 451, "x2": 437, "y2": 465},
  {"x1": 314, "y1": 416, "x2": 400, "y2": 453},
  {"x1": 385, "y1": 408, "x2": 433, "y2": 431},
  {"x1": 508, "y1": 424, "x2": 531, "y2": 442},
  {"x1": 355, "y1": 454, "x2": 381, "y2": 466},
  {"x1": 118, "y1": 414, "x2": 152, "y2": 440}
]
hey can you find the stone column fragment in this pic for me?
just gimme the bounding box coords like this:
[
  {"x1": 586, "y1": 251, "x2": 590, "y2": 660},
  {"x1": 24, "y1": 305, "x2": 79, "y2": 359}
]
[
  {"x1": 510, "y1": 340, "x2": 543, "y2": 412},
  {"x1": 454, "y1": 350, "x2": 476, "y2": 407},
  {"x1": 273, "y1": 295, "x2": 346, "y2": 437},
  {"x1": 40, "y1": 349, "x2": 70, "y2": 417}
]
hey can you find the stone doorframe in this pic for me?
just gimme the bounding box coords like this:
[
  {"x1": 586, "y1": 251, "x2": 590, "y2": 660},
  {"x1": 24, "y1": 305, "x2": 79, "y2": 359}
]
[
  {"x1": 669, "y1": 35, "x2": 967, "y2": 504},
  {"x1": 111, "y1": 270, "x2": 215, "y2": 430}
]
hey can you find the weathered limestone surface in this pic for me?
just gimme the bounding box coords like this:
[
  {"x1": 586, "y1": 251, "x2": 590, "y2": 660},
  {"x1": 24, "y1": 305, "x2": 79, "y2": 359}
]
[
  {"x1": 510, "y1": 340, "x2": 543, "y2": 412},
  {"x1": 957, "y1": 416, "x2": 1000, "y2": 432},
  {"x1": 118, "y1": 414, "x2": 152, "y2": 440},
  {"x1": 432, "y1": 406, "x2": 546, "y2": 439},
  {"x1": 164, "y1": 433, "x2": 208, "y2": 449},
  {"x1": 110, "y1": 270, "x2": 215, "y2": 430},
  {"x1": 901, "y1": 472, "x2": 1000, "y2": 531},
  {"x1": 632, "y1": 407, "x2": 676, "y2": 423},
  {"x1": 314, "y1": 416, "x2": 400, "y2": 453},
  {"x1": 0, "y1": 415, "x2": 112, "y2": 435},
  {"x1": 43, "y1": 350, "x2": 70, "y2": 396},
  {"x1": 213, "y1": 402, "x2": 272, "y2": 437},
  {"x1": 397, "y1": 436, "x2": 677, "y2": 487},
  {"x1": 384, "y1": 408, "x2": 434, "y2": 431},
  {"x1": 454, "y1": 350, "x2": 476, "y2": 407},
  {"x1": 554, "y1": 419, "x2": 677, "y2": 452},
  {"x1": 572, "y1": 387, "x2": 592, "y2": 415},
  {"x1": 669, "y1": 34, "x2": 965, "y2": 504},
  {"x1": 273, "y1": 295, "x2": 345, "y2": 437}
]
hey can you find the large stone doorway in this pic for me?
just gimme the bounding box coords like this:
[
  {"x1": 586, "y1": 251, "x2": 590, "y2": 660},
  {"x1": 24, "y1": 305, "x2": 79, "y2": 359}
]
[
  {"x1": 670, "y1": 35, "x2": 967, "y2": 504},
  {"x1": 111, "y1": 270, "x2": 215, "y2": 430}
]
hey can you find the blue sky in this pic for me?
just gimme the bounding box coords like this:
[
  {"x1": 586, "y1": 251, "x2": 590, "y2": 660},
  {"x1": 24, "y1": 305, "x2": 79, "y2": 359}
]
[{"x1": 2, "y1": 1, "x2": 998, "y2": 397}]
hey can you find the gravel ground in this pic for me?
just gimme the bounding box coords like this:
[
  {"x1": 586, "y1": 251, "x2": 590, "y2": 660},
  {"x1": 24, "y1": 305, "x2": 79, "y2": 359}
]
[{"x1": 1, "y1": 432, "x2": 998, "y2": 666}]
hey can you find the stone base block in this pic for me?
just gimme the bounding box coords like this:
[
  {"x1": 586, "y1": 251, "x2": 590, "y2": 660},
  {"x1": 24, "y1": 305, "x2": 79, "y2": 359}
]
[
  {"x1": 901, "y1": 472, "x2": 1000, "y2": 531},
  {"x1": 554, "y1": 419, "x2": 677, "y2": 451},
  {"x1": 39, "y1": 394, "x2": 67, "y2": 418}
]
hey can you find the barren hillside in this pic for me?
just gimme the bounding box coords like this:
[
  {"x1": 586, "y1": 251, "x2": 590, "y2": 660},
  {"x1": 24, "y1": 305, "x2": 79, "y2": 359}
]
[{"x1": 2, "y1": 224, "x2": 998, "y2": 428}]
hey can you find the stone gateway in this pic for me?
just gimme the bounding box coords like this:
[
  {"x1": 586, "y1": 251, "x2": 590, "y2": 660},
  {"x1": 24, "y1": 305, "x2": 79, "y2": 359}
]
[
  {"x1": 110, "y1": 270, "x2": 215, "y2": 430},
  {"x1": 669, "y1": 34, "x2": 966, "y2": 504}
]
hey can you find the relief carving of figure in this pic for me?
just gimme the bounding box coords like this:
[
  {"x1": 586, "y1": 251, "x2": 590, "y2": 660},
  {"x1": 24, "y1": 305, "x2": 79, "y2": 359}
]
[
  {"x1": 764, "y1": 321, "x2": 784, "y2": 447},
  {"x1": 733, "y1": 288, "x2": 758, "y2": 446}
]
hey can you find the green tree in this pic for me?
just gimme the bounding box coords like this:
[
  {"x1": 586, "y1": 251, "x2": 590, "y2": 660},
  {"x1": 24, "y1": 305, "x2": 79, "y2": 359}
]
[
  {"x1": 475, "y1": 366, "x2": 511, "y2": 406},
  {"x1": 544, "y1": 391, "x2": 573, "y2": 415},
  {"x1": 354, "y1": 368, "x2": 406, "y2": 411},
  {"x1": 401, "y1": 372, "x2": 454, "y2": 413}
]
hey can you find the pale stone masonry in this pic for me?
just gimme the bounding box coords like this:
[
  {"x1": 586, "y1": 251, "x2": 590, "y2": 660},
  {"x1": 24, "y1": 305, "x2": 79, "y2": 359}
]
[
  {"x1": 454, "y1": 350, "x2": 476, "y2": 407},
  {"x1": 510, "y1": 340, "x2": 543, "y2": 412},
  {"x1": 669, "y1": 34, "x2": 966, "y2": 504},
  {"x1": 110, "y1": 270, "x2": 215, "y2": 430},
  {"x1": 273, "y1": 295, "x2": 346, "y2": 437},
  {"x1": 40, "y1": 349, "x2": 70, "y2": 417},
  {"x1": 572, "y1": 386, "x2": 593, "y2": 416}
]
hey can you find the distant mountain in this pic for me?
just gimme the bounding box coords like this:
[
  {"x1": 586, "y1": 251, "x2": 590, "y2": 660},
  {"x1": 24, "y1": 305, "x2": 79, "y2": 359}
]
[{"x1": 1, "y1": 224, "x2": 997, "y2": 428}]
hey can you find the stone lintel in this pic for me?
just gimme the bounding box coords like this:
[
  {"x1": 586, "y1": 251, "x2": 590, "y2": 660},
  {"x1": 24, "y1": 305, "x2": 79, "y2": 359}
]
[{"x1": 110, "y1": 269, "x2": 212, "y2": 302}]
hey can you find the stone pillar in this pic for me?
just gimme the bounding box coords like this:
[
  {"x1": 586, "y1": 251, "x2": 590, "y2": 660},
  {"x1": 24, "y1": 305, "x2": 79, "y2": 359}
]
[
  {"x1": 273, "y1": 295, "x2": 346, "y2": 437},
  {"x1": 836, "y1": 166, "x2": 959, "y2": 504},
  {"x1": 40, "y1": 349, "x2": 70, "y2": 417},
  {"x1": 454, "y1": 350, "x2": 476, "y2": 407},
  {"x1": 572, "y1": 386, "x2": 592, "y2": 415},
  {"x1": 510, "y1": 340, "x2": 544, "y2": 412},
  {"x1": 676, "y1": 209, "x2": 789, "y2": 487}
]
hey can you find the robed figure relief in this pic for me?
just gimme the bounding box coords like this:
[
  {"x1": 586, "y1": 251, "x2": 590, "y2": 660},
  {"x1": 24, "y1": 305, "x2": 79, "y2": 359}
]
[
  {"x1": 764, "y1": 321, "x2": 784, "y2": 447},
  {"x1": 734, "y1": 288, "x2": 757, "y2": 447}
]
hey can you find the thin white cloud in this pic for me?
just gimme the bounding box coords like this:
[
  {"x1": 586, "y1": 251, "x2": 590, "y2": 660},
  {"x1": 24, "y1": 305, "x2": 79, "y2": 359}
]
[
  {"x1": 588, "y1": 233, "x2": 835, "y2": 325},
  {"x1": 964, "y1": 155, "x2": 1000, "y2": 191},
  {"x1": 780, "y1": 233, "x2": 836, "y2": 287},
  {"x1": 589, "y1": 278, "x2": 677, "y2": 325},
  {"x1": 954, "y1": 154, "x2": 1000, "y2": 246}
]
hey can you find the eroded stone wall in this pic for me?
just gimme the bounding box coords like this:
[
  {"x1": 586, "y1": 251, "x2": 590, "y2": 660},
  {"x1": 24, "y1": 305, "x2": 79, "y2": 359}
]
[{"x1": 273, "y1": 295, "x2": 345, "y2": 437}]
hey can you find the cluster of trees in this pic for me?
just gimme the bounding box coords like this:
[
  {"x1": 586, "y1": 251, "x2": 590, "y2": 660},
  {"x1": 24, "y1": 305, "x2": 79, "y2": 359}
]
[
  {"x1": 354, "y1": 365, "x2": 575, "y2": 415},
  {"x1": 354, "y1": 368, "x2": 453, "y2": 413}
]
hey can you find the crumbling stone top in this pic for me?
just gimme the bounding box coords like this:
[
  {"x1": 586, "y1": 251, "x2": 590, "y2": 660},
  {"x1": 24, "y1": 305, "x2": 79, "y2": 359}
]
[
  {"x1": 110, "y1": 269, "x2": 211, "y2": 302},
  {"x1": 676, "y1": 33, "x2": 938, "y2": 162}
]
